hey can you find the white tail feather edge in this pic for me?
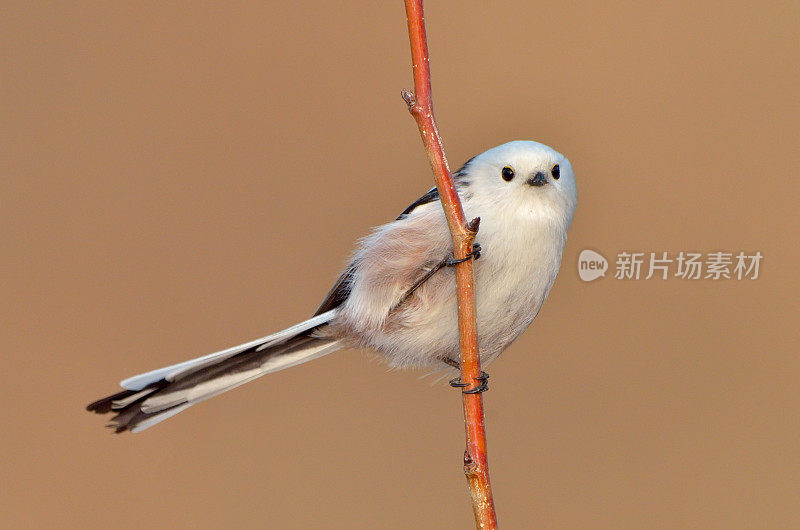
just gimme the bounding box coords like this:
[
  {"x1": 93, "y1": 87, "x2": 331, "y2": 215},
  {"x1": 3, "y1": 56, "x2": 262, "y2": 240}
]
[
  {"x1": 140, "y1": 339, "x2": 341, "y2": 414},
  {"x1": 120, "y1": 310, "x2": 337, "y2": 391},
  {"x1": 130, "y1": 404, "x2": 192, "y2": 433},
  {"x1": 129, "y1": 340, "x2": 341, "y2": 432}
]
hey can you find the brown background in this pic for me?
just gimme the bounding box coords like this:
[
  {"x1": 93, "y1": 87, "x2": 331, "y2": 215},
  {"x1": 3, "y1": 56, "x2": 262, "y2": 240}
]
[{"x1": 2, "y1": 2, "x2": 798, "y2": 528}]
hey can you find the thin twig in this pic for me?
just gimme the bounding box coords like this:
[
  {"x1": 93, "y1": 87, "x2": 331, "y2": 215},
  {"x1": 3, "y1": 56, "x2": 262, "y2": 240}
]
[{"x1": 401, "y1": 1, "x2": 498, "y2": 527}]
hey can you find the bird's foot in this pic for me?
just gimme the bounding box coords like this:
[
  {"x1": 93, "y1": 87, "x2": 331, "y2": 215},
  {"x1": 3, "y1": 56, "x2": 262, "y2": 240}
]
[
  {"x1": 444, "y1": 243, "x2": 481, "y2": 266},
  {"x1": 449, "y1": 371, "x2": 490, "y2": 394}
]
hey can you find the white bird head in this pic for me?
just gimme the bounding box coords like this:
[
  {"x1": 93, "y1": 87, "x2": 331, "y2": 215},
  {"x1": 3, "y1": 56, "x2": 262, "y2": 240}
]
[{"x1": 458, "y1": 140, "x2": 577, "y2": 230}]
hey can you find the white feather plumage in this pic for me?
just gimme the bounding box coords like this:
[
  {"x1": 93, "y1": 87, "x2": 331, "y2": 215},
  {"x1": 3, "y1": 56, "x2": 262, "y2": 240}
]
[{"x1": 89, "y1": 140, "x2": 577, "y2": 432}]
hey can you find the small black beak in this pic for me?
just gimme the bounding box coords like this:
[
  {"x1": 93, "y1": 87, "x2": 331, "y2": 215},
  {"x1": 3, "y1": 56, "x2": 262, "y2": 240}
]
[{"x1": 526, "y1": 171, "x2": 548, "y2": 187}]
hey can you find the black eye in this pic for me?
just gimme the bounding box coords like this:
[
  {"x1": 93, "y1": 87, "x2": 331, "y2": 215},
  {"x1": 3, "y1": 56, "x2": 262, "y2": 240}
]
[
  {"x1": 501, "y1": 166, "x2": 515, "y2": 181},
  {"x1": 551, "y1": 164, "x2": 560, "y2": 180}
]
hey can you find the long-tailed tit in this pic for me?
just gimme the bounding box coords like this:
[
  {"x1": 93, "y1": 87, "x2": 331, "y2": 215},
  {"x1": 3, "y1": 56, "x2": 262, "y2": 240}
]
[{"x1": 87, "y1": 140, "x2": 577, "y2": 432}]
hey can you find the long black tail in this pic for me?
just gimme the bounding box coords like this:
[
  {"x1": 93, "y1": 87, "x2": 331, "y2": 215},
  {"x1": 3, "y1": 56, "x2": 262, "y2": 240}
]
[{"x1": 87, "y1": 311, "x2": 340, "y2": 433}]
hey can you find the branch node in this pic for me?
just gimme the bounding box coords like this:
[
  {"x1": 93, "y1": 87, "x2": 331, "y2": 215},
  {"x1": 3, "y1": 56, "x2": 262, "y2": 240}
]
[
  {"x1": 466, "y1": 216, "x2": 481, "y2": 235},
  {"x1": 463, "y1": 450, "x2": 480, "y2": 476},
  {"x1": 401, "y1": 89, "x2": 416, "y2": 109}
]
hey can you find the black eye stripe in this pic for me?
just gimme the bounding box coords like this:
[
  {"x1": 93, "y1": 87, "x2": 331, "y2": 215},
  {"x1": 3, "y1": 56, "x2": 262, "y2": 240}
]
[
  {"x1": 501, "y1": 166, "x2": 515, "y2": 181},
  {"x1": 552, "y1": 164, "x2": 560, "y2": 180}
]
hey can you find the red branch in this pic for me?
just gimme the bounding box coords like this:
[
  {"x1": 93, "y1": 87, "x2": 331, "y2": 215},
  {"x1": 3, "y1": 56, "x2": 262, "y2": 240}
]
[{"x1": 402, "y1": 1, "x2": 497, "y2": 527}]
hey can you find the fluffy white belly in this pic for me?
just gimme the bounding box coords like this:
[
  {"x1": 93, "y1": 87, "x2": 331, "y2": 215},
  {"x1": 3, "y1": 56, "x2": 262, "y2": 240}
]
[{"x1": 361, "y1": 222, "x2": 564, "y2": 369}]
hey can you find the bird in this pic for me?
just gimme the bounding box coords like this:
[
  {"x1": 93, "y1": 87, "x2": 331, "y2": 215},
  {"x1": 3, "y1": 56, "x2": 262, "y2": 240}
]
[{"x1": 87, "y1": 140, "x2": 578, "y2": 433}]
